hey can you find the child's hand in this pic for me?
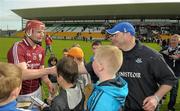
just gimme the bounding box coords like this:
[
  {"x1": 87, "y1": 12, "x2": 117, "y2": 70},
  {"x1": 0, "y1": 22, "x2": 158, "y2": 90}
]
[
  {"x1": 47, "y1": 96, "x2": 53, "y2": 105},
  {"x1": 74, "y1": 58, "x2": 81, "y2": 64},
  {"x1": 47, "y1": 82, "x2": 55, "y2": 95}
]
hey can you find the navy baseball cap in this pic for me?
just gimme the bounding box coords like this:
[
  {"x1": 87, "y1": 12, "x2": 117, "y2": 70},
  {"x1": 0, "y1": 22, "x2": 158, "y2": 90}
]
[{"x1": 106, "y1": 22, "x2": 135, "y2": 36}]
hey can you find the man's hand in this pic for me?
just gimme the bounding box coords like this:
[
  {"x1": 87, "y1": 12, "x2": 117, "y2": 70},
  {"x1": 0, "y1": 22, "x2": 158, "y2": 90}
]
[{"x1": 143, "y1": 95, "x2": 159, "y2": 111}]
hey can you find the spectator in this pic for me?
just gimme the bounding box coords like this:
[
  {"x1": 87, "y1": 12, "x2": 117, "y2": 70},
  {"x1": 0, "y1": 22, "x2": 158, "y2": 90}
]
[
  {"x1": 90, "y1": 40, "x2": 102, "y2": 62},
  {"x1": 161, "y1": 39, "x2": 168, "y2": 50},
  {"x1": 160, "y1": 34, "x2": 180, "y2": 111},
  {"x1": 89, "y1": 40, "x2": 102, "y2": 83},
  {"x1": 87, "y1": 45, "x2": 128, "y2": 111},
  {"x1": 0, "y1": 62, "x2": 30, "y2": 111},
  {"x1": 78, "y1": 22, "x2": 176, "y2": 111},
  {"x1": 42, "y1": 57, "x2": 85, "y2": 111},
  {"x1": 62, "y1": 48, "x2": 69, "y2": 57},
  {"x1": 67, "y1": 47, "x2": 91, "y2": 110},
  {"x1": 72, "y1": 43, "x2": 81, "y2": 48},
  {"x1": 67, "y1": 47, "x2": 91, "y2": 88},
  {"x1": 7, "y1": 20, "x2": 55, "y2": 111},
  {"x1": 46, "y1": 55, "x2": 58, "y2": 104},
  {"x1": 45, "y1": 34, "x2": 53, "y2": 55}
]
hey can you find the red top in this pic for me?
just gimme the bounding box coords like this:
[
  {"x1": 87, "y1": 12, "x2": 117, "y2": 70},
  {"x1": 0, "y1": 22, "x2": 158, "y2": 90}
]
[
  {"x1": 45, "y1": 36, "x2": 52, "y2": 46},
  {"x1": 7, "y1": 38, "x2": 45, "y2": 95}
]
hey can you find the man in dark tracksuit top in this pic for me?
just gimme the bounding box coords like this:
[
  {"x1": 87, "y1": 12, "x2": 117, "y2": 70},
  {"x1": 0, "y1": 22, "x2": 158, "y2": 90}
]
[{"x1": 80, "y1": 22, "x2": 176, "y2": 111}]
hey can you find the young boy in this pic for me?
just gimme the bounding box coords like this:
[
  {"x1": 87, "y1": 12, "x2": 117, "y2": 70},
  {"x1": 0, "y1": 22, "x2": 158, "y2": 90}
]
[
  {"x1": 45, "y1": 55, "x2": 58, "y2": 104},
  {"x1": 67, "y1": 47, "x2": 91, "y2": 88},
  {"x1": 90, "y1": 40, "x2": 102, "y2": 62},
  {"x1": 67, "y1": 47, "x2": 92, "y2": 110},
  {"x1": 42, "y1": 57, "x2": 85, "y2": 111},
  {"x1": 0, "y1": 62, "x2": 30, "y2": 111},
  {"x1": 89, "y1": 40, "x2": 102, "y2": 83},
  {"x1": 87, "y1": 45, "x2": 128, "y2": 111}
]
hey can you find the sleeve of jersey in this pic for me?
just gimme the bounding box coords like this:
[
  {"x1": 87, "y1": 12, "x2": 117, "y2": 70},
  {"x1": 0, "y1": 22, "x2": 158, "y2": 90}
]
[
  {"x1": 149, "y1": 55, "x2": 177, "y2": 86},
  {"x1": 11, "y1": 42, "x2": 26, "y2": 64}
]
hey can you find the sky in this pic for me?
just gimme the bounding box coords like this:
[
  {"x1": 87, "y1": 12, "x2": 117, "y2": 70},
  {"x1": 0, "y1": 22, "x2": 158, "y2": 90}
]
[{"x1": 0, "y1": 0, "x2": 180, "y2": 30}]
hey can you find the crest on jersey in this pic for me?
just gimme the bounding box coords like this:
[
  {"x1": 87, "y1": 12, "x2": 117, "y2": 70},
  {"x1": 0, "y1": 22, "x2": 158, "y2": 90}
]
[{"x1": 135, "y1": 58, "x2": 142, "y2": 63}]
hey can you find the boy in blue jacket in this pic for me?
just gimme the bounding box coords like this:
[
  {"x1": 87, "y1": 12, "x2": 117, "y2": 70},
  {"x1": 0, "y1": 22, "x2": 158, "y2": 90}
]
[
  {"x1": 0, "y1": 62, "x2": 30, "y2": 111},
  {"x1": 87, "y1": 45, "x2": 128, "y2": 111}
]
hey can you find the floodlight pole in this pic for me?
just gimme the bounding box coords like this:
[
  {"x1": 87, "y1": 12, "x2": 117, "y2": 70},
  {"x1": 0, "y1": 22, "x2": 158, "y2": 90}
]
[{"x1": 21, "y1": 18, "x2": 23, "y2": 31}]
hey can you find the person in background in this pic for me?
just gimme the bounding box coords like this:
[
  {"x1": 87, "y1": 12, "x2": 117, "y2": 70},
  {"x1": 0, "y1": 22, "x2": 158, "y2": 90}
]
[
  {"x1": 89, "y1": 40, "x2": 102, "y2": 62},
  {"x1": 0, "y1": 62, "x2": 30, "y2": 111},
  {"x1": 62, "y1": 48, "x2": 69, "y2": 57},
  {"x1": 89, "y1": 40, "x2": 102, "y2": 83},
  {"x1": 160, "y1": 34, "x2": 180, "y2": 111},
  {"x1": 71, "y1": 43, "x2": 80, "y2": 48},
  {"x1": 42, "y1": 57, "x2": 85, "y2": 111},
  {"x1": 87, "y1": 45, "x2": 128, "y2": 111},
  {"x1": 7, "y1": 20, "x2": 55, "y2": 111},
  {"x1": 45, "y1": 54, "x2": 58, "y2": 105},
  {"x1": 45, "y1": 34, "x2": 53, "y2": 55}
]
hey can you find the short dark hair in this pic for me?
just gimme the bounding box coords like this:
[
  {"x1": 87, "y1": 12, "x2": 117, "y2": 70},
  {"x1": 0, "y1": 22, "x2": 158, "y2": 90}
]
[
  {"x1": 92, "y1": 40, "x2": 102, "y2": 47},
  {"x1": 56, "y1": 57, "x2": 78, "y2": 83}
]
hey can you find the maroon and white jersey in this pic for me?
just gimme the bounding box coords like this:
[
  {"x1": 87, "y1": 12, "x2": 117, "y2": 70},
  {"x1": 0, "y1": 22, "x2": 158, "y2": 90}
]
[
  {"x1": 7, "y1": 38, "x2": 45, "y2": 95},
  {"x1": 45, "y1": 36, "x2": 52, "y2": 46}
]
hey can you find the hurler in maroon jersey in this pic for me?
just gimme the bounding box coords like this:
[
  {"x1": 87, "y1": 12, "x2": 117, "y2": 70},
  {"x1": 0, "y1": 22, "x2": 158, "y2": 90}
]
[{"x1": 7, "y1": 20, "x2": 56, "y2": 110}]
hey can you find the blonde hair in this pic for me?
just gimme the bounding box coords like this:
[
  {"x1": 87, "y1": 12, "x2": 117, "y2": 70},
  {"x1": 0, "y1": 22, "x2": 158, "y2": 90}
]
[
  {"x1": 170, "y1": 34, "x2": 180, "y2": 46},
  {"x1": 0, "y1": 62, "x2": 22, "y2": 101},
  {"x1": 95, "y1": 45, "x2": 123, "y2": 75}
]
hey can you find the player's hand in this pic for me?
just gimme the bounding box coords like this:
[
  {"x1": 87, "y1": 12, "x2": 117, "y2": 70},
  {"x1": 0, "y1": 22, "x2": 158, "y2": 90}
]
[
  {"x1": 142, "y1": 95, "x2": 159, "y2": 111},
  {"x1": 49, "y1": 66, "x2": 57, "y2": 76}
]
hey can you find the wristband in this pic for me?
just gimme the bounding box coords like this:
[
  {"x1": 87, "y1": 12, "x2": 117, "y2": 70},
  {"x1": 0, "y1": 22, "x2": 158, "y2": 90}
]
[{"x1": 154, "y1": 95, "x2": 160, "y2": 103}]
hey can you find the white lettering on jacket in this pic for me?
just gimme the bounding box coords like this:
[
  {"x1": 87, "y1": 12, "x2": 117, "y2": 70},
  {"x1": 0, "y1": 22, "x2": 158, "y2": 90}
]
[{"x1": 118, "y1": 72, "x2": 141, "y2": 78}]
